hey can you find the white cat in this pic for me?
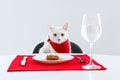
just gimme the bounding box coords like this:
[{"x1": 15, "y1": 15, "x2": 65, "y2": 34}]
[{"x1": 39, "y1": 23, "x2": 71, "y2": 53}]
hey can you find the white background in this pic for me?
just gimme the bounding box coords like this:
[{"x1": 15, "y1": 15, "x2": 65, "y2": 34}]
[{"x1": 0, "y1": 0, "x2": 120, "y2": 55}]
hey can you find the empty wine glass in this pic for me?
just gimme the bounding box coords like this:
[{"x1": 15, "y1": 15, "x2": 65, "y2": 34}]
[{"x1": 81, "y1": 13, "x2": 102, "y2": 69}]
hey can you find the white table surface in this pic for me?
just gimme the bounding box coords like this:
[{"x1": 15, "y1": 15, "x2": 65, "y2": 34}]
[{"x1": 0, "y1": 54, "x2": 120, "y2": 80}]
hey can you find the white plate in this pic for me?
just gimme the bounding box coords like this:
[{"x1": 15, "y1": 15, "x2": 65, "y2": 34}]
[{"x1": 32, "y1": 54, "x2": 74, "y2": 64}]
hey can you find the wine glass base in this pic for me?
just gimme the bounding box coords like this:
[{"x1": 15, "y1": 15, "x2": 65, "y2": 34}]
[{"x1": 82, "y1": 63, "x2": 101, "y2": 70}]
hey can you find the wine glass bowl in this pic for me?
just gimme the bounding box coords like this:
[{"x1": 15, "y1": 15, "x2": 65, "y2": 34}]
[
  {"x1": 81, "y1": 13, "x2": 102, "y2": 69},
  {"x1": 81, "y1": 14, "x2": 102, "y2": 43}
]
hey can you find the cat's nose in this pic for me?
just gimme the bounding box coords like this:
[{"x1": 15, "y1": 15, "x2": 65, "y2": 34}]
[{"x1": 58, "y1": 39, "x2": 61, "y2": 42}]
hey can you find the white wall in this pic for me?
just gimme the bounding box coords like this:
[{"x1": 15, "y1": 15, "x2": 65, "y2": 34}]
[{"x1": 0, "y1": 0, "x2": 120, "y2": 55}]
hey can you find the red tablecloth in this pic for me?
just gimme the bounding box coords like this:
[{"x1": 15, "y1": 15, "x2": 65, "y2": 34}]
[{"x1": 7, "y1": 54, "x2": 106, "y2": 72}]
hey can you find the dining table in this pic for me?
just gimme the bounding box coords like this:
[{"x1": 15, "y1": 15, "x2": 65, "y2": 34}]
[{"x1": 0, "y1": 53, "x2": 120, "y2": 80}]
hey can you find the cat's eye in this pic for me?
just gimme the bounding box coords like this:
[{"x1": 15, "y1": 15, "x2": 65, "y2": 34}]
[
  {"x1": 53, "y1": 33, "x2": 57, "y2": 36},
  {"x1": 61, "y1": 33, "x2": 64, "y2": 36}
]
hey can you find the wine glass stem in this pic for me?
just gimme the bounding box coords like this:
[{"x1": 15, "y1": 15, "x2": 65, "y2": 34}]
[{"x1": 90, "y1": 43, "x2": 94, "y2": 65}]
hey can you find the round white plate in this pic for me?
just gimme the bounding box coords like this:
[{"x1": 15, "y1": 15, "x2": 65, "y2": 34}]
[{"x1": 32, "y1": 54, "x2": 74, "y2": 64}]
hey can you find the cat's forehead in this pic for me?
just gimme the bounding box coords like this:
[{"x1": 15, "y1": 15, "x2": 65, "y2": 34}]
[
  {"x1": 54, "y1": 26, "x2": 63, "y2": 29},
  {"x1": 52, "y1": 26, "x2": 66, "y2": 32}
]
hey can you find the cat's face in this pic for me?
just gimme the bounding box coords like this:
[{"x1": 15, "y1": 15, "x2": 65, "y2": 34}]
[{"x1": 49, "y1": 23, "x2": 69, "y2": 44}]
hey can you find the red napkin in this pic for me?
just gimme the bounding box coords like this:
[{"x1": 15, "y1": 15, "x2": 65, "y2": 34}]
[{"x1": 7, "y1": 54, "x2": 106, "y2": 72}]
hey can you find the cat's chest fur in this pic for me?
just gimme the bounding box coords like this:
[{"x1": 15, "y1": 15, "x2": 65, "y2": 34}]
[
  {"x1": 43, "y1": 41, "x2": 57, "y2": 53},
  {"x1": 39, "y1": 38, "x2": 71, "y2": 53}
]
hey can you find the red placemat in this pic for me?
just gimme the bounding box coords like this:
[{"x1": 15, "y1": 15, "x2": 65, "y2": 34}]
[{"x1": 7, "y1": 54, "x2": 107, "y2": 72}]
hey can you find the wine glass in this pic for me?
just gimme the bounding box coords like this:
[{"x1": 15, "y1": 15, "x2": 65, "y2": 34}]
[{"x1": 81, "y1": 13, "x2": 102, "y2": 69}]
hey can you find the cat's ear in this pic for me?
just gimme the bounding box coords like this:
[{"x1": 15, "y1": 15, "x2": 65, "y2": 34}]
[
  {"x1": 49, "y1": 25, "x2": 55, "y2": 32},
  {"x1": 63, "y1": 23, "x2": 68, "y2": 31}
]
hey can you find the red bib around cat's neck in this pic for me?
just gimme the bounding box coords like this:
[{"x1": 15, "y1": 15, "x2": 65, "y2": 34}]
[{"x1": 48, "y1": 39, "x2": 70, "y2": 53}]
